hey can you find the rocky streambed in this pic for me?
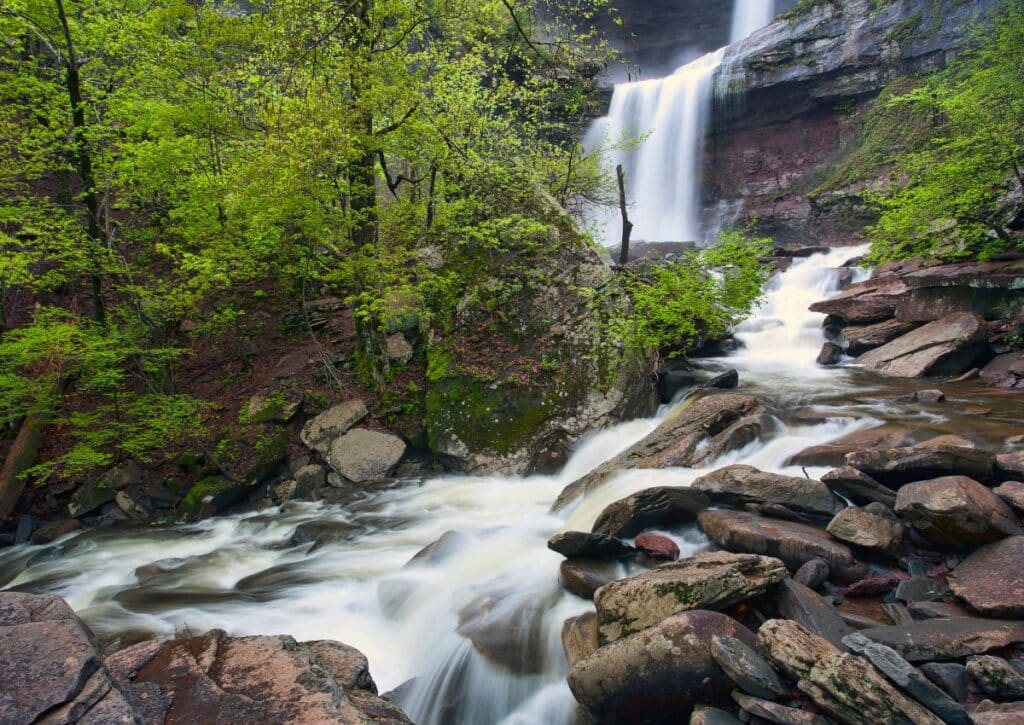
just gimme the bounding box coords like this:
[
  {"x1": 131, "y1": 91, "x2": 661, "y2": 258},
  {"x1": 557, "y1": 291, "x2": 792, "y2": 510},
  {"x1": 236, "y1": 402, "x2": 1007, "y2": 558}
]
[{"x1": 2, "y1": 249, "x2": 1024, "y2": 724}]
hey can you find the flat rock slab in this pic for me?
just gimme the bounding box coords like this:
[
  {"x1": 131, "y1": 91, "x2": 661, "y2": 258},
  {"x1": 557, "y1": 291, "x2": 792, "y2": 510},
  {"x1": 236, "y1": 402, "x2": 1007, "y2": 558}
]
[
  {"x1": 847, "y1": 444, "x2": 996, "y2": 486},
  {"x1": 594, "y1": 551, "x2": 787, "y2": 643},
  {"x1": 842, "y1": 319, "x2": 919, "y2": 355},
  {"x1": 895, "y1": 476, "x2": 1021, "y2": 548},
  {"x1": 855, "y1": 312, "x2": 987, "y2": 378},
  {"x1": 949, "y1": 536, "x2": 1024, "y2": 618},
  {"x1": 821, "y1": 466, "x2": 897, "y2": 507},
  {"x1": 590, "y1": 486, "x2": 710, "y2": 538},
  {"x1": 787, "y1": 425, "x2": 912, "y2": 469},
  {"x1": 698, "y1": 509, "x2": 868, "y2": 582},
  {"x1": 711, "y1": 634, "x2": 787, "y2": 700},
  {"x1": 856, "y1": 617, "x2": 1024, "y2": 661},
  {"x1": 693, "y1": 464, "x2": 841, "y2": 517},
  {"x1": 775, "y1": 578, "x2": 850, "y2": 648},
  {"x1": 827, "y1": 507, "x2": 904, "y2": 553},
  {"x1": 547, "y1": 531, "x2": 635, "y2": 559},
  {"x1": 972, "y1": 699, "x2": 1024, "y2": 725}
]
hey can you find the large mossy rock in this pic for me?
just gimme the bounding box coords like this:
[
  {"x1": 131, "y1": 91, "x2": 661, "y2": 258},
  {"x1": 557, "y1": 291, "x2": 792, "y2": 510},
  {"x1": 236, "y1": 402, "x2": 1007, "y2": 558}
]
[{"x1": 424, "y1": 227, "x2": 657, "y2": 475}]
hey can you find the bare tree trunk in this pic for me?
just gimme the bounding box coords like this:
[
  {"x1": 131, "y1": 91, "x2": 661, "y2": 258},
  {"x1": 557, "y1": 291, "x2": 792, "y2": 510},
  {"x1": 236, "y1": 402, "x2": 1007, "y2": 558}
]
[
  {"x1": 616, "y1": 164, "x2": 633, "y2": 266},
  {"x1": 0, "y1": 377, "x2": 63, "y2": 521}
]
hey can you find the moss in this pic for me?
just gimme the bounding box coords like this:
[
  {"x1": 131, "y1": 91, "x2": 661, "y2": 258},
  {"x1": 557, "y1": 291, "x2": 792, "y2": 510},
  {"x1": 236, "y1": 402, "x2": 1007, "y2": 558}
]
[{"x1": 178, "y1": 475, "x2": 235, "y2": 517}]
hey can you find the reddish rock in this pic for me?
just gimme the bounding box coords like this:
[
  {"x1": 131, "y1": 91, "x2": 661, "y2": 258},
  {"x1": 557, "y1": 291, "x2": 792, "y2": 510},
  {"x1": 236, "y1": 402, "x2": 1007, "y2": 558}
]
[
  {"x1": 634, "y1": 532, "x2": 679, "y2": 560},
  {"x1": 856, "y1": 312, "x2": 988, "y2": 378},
  {"x1": 839, "y1": 576, "x2": 901, "y2": 598},
  {"x1": 948, "y1": 537, "x2": 1024, "y2": 618},
  {"x1": 786, "y1": 425, "x2": 912, "y2": 468},
  {"x1": 895, "y1": 476, "x2": 1021, "y2": 548}
]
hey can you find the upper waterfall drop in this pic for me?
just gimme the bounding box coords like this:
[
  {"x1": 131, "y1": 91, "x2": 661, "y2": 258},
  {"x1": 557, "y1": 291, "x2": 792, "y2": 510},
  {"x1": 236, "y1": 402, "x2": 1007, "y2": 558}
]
[{"x1": 730, "y1": 0, "x2": 776, "y2": 44}]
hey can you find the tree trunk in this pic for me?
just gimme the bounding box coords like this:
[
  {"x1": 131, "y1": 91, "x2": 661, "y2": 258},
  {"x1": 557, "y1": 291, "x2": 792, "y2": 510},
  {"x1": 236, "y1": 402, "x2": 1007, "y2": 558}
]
[{"x1": 616, "y1": 164, "x2": 633, "y2": 266}]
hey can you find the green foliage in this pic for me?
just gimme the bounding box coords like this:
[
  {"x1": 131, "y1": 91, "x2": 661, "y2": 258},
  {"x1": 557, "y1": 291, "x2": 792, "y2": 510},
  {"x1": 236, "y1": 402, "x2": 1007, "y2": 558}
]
[
  {"x1": 866, "y1": 0, "x2": 1024, "y2": 263},
  {"x1": 618, "y1": 230, "x2": 771, "y2": 356}
]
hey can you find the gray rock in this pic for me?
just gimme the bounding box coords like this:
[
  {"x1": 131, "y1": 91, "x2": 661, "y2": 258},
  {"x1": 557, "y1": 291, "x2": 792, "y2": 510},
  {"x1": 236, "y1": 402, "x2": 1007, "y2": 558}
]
[
  {"x1": 731, "y1": 691, "x2": 830, "y2": 724},
  {"x1": 856, "y1": 617, "x2": 1024, "y2": 661},
  {"x1": 385, "y1": 333, "x2": 414, "y2": 363},
  {"x1": 895, "y1": 576, "x2": 949, "y2": 605},
  {"x1": 842, "y1": 632, "x2": 970, "y2": 724},
  {"x1": 919, "y1": 662, "x2": 969, "y2": 703},
  {"x1": 826, "y1": 506, "x2": 904, "y2": 554},
  {"x1": 847, "y1": 445, "x2": 996, "y2": 486},
  {"x1": 327, "y1": 428, "x2": 406, "y2": 482},
  {"x1": 693, "y1": 464, "x2": 842, "y2": 517},
  {"x1": 293, "y1": 463, "x2": 327, "y2": 492},
  {"x1": 68, "y1": 460, "x2": 143, "y2": 517},
  {"x1": 568, "y1": 610, "x2": 757, "y2": 722},
  {"x1": 300, "y1": 400, "x2": 368, "y2": 455},
  {"x1": 698, "y1": 509, "x2": 868, "y2": 582},
  {"x1": 711, "y1": 635, "x2": 787, "y2": 700},
  {"x1": 855, "y1": 312, "x2": 988, "y2": 378},
  {"x1": 590, "y1": 486, "x2": 710, "y2": 538},
  {"x1": 895, "y1": 476, "x2": 1021, "y2": 548},
  {"x1": 547, "y1": 531, "x2": 635, "y2": 559},
  {"x1": 793, "y1": 559, "x2": 830, "y2": 590},
  {"x1": 594, "y1": 551, "x2": 787, "y2": 643},
  {"x1": 14, "y1": 515, "x2": 32, "y2": 545},
  {"x1": 967, "y1": 655, "x2": 1024, "y2": 700},
  {"x1": 949, "y1": 536, "x2": 1024, "y2": 618},
  {"x1": 821, "y1": 466, "x2": 897, "y2": 507},
  {"x1": 775, "y1": 578, "x2": 850, "y2": 648}
]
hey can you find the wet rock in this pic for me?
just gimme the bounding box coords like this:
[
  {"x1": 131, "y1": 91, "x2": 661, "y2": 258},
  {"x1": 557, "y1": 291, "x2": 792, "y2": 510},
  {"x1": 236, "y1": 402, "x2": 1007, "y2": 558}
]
[
  {"x1": 967, "y1": 655, "x2": 1024, "y2": 700},
  {"x1": 731, "y1": 691, "x2": 827, "y2": 724},
  {"x1": 816, "y1": 342, "x2": 842, "y2": 366},
  {"x1": 841, "y1": 632, "x2": 971, "y2": 724},
  {"x1": 993, "y1": 481, "x2": 1024, "y2": 512},
  {"x1": 567, "y1": 610, "x2": 757, "y2": 722},
  {"x1": 839, "y1": 575, "x2": 901, "y2": 598},
  {"x1": 68, "y1": 460, "x2": 143, "y2": 517},
  {"x1": 856, "y1": 617, "x2": 1024, "y2": 661},
  {"x1": 820, "y1": 466, "x2": 897, "y2": 507},
  {"x1": 13, "y1": 515, "x2": 32, "y2": 545},
  {"x1": 948, "y1": 536, "x2": 1024, "y2": 618},
  {"x1": 711, "y1": 635, "x2": 787, "y2": 700},
  {"x1": 787, "y1": 425, "x2": 912, "y2": 468},
  {"x1": 560, "y1": 558, "x2": 620, "y2": 600},
  {"x1": 562, "y1": 612, "x2": 599, "y2": 668},
  {"x1": 981, "y1": 353, "x2": 1024, "y2": 390},
  {"x1": 775, "y1": 579, "x2": 850, "y2": 648},
  {"x1": 293, "y1": 463, "x2": 327, "y2": 492},
  {"x1": 300, "y1": 399, "x2": 368, "y2": 455},
  {"x1": 793, "y1": 559, "x2": 830, "y2": 590},
  {"x1": 997, "y1": 451, "x2": 1024, "y2": 480},
  {"x1": 698, "y1": 510, "x2": 868, "y2": 582},
  {"x1": 634, "y1": 533, "x2": 679, "y2": 561},
  {"x1": 855, "y1": 312, "x2": 988, "y2": 378},
  {"x1": 690, "y1": 706, "x2": 743, "y2": 725},
  {"x1": 553, "y1": 394, "x2": 769, "y2": 510},
  {"x1": 456, "y1": 588, "x2": 560, "y2": 675},
  {"x1": 846, "y1": 444, "x2": 996, "y2": 486},
  {"x1": 406, "y1": 530, "x2": 470, "y2": 567},
  {"x1": 809, "y1": 280, "x2": 904, "y2": 324},
  {"x1": 972, "y1": 700, "x2": 1024, "y2": 725},
  {"x1": 894, "y1": 476, "x2": 1021, "y2": 548},
  {"x1": 547, "y1": 531, "x2": 635, "y2": 559},
  {"x1": 29, "y1": 518, "x2": 81, "y2": 544},
  {"x1": 841, "y1": 319, "x2": 919, "y2": 355},
  {"x1": 693, "y1": 465, "x2": 842, "y2": 517},
  {"x1": 114, "y1": 489, "x2": 153, "y2": 520},
  {"x1": 757, "y1": 619, "x2": 942, "y2": 724},
  {"x1": 288, "y1": 519, "x2": 362, "y2": 547},
  {"x1": 326, "y1": 428, "x2": 406, "y2": 482},
  {"x1": 919, "y1": 662, "x2": 970, "y2": 702},
  {"x1": 590, "y1": 486, "x2": 710, "y2": 538},
  {"x1": 827, "y1": 506, "x2": 904, "y2": 554},
  {"x1": 895, "y1": 576, "x2": 949, "y2": 605},
  {"x1": 594, "y1": 551, "x2": 787, "y2": 643}
]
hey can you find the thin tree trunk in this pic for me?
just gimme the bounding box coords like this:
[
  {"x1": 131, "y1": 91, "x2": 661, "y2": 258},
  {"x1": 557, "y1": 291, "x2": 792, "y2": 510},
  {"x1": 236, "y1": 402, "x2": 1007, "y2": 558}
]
[
  {"x1": 616, "y1": 164, "x2": 633, "y2": 266},
  {"x1": 0, "y1": 379, "x2": 63, "y2": 522}
]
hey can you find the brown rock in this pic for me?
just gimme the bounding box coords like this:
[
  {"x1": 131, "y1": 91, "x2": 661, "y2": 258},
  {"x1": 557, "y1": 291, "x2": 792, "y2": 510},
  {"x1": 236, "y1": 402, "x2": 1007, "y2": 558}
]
[
  {"x1": 838, "y1": 575, "x2": 900, "y2": 598},
  {"x1": 697, "y1": 510, "x2": 868, "y2": 582},
  {"x1": 775, "y1": 579, "x2": 851, "y2": 647},
  {"x1": 693, "y1": 465, "x2": 841, "y2": 517},
  {"x1": 786, "y1": 425, "x2": 912, "y2": 468},
  {"x1": 997, "y1": 451, "x2": 1024, "y2": 480},
  {"x1": 972, "y1": 700, "x2": 1024, "y2": 725},
  {"x1": 590, "y1": 486, "x2": 710, "y2": 538},
  {"x1": 841, "y1": 319, "x2": 919, "y2": 355},
  {"x1": 731, "y1": 691, "x2": 830, "y2": 725},
  {"x1": 757, "y1": 619, "x2": 942, "y2": 724},
  {"x1": 894, "y1": 476, "x2": 1021, "y2": 548},
  {"x1": 634, "y1": 533, "x2": 679, "y2": 560},
  {"x1": 809, "y1": 277, "x2": 906, "y2": 324},
  {"x1": 856, "y1": 617, "x2": 1024, "y2": 661},
  {"x1": 948, "y1": 536, "x2": 1024, "y2": 618},
  {"x1": 981, "y1": 353, "x2": 1024, "y2": 390},
  {"x1": 559, "y1": 558, "x2": 621, "y2": 600},
  {"x1": 820, "y1": 467, "x2": 897, "y2": 507},
  {"x1": 594, "y1": 551, "x2": 787, "y2": 643},
  {"x1": 553, "y1": 394, "x2": 768, "y2": 510},
  {"x1": 547, "y1": 531, "x2": 635, "y2": 559},
  {"x1": 855, "y1": 312, "x2": 988, "y2": 378},
  {"x1": 993, "y1": 481, "x2": 1024, "y2": 512},
  {"x1": 816, "y1": 342, "x2": 842, "y2": 366},
  {"x1": 846, "y1": 445, "x2": 996, "y2": 486},
  {"x1": 561, "y1": 612, "x2": 599, "y2": 668},
  {"x1": 827, "y1": 507, "x2": 904, "y2": 553}
]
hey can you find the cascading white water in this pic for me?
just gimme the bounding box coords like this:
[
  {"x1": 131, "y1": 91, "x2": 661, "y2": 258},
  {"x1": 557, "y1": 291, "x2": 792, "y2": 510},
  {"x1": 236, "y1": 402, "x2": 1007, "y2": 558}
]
[
  {"x1": 584, "y1": 49, "x2": 724, "y2": 246},
  {"x1": 1, "y1": 250, "x2": 884, "y2": 725},
  {"x1": 730, "y1": 0, "x2": 776, "y2": 44}
]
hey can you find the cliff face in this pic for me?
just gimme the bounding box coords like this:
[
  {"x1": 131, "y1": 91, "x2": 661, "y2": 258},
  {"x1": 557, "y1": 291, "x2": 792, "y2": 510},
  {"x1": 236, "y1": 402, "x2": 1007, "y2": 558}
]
[{"x1": 702, "y1": 0, "x2": 1002, "y2": 246}]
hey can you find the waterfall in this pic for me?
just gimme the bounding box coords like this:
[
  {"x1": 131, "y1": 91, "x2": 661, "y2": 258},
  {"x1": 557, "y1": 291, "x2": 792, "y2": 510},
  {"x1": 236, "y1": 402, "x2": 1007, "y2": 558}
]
[{"x1": 730, "y1": 0, "x2": 776, "y2": 44}]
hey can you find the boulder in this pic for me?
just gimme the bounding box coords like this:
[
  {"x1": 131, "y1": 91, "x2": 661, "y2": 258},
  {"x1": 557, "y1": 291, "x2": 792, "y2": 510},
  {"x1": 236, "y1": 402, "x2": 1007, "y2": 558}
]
[
  {"x1": 793, "y1": 559, "x2": 830, "y2": 590},
  {"x1": 981, "y1": 353, "x2": 1024, "y2": 390},
  {"x1": 841, "y1": 319, "x2": 919, "y2": 355},
  {"x1": 698, "y1": 510, "x2": 868, "y2": 582},
  {"x1": 594, "y1": 552, "x2": 787, "y2": 643},
  {"x1": 561, "y1": 612, "x2": 599, "y2": 668},
  {"x1": 855, "y1": 312, "x2": 987, "y2": 378},
  {"x1": 809, "y1": 278, "x2": 906, "y2": 324},
  {"x1": 300, "y1": 400, "x2": 368, "y2": 455},
  {"x1": 820, "y1": 466, "x2": 897, "y2": 507},
  {"x1": 948, "y1": 536, "x2": 1024, "y2": 618},
  {"x1": 634, "y1": 533, "x2": 679, "y2": 561},
  {"x1": 846, "y1": 444, "x2": 996, "y2": 486},
  {"x1": 567, "y1": 610, "x2": 757, "y2": 721},
  {"x1": 757, "y1": 619, "x2": 942, "y2": 724},
  {"x1": 856, "y1": 617, "x2": 1024, "y2": 661},
  {"x1": 68, "y1": 460, "x2": 143, "y2": 517},
  {"x1": 972, "y1": 700, "x2": 1024, "y2": 725},
  {"x1": 560, "y1": 558, "x2": 620, "y2": 600},
  {"x1": 547, "y1": 531, "x2": 635, "y2": 559},
  {"x1": 894, "y1": 476, "x2": 1021, "y2": 548},
  {"x1": 293, "y1": 463, "x2": 327, "y2": 492},
  {"x1": 826, "y1": 506, "x2": 904, "y2": 554},
  {"x1": 786, "y1": 425, "x2": 912, "y2": 468},
  {"x1": 775, "y1": 578, "x2": 851, "y2": 648},
  {"x1": 895, "y1": 576, "x2": 949, "y2": 605},
  {"x1": 590, "y1": 486, "x2": 711, "y2": 538},
  {"x1": 711, "y1": 635, "x2": 787, "y2": 700},
  {"x1": 841, "y1": 632, "x2": 970, "y2": 725},
  {"x1": 997, "y1": 451, "x2": 1024, "y2": 480},
  {"x1": 919, "y1": 662, "x2": 970, "y2": 703},
  {"x1": 327, "y1": 428, "x2": 406, "y2": 482},
  {"x1": 553, "y1": 394, "x2": 769, "y2": 510},
  {"x1": 692, "y1": 465, "x2": 841, "y2": 517},
  {"x1": 455, "y1": 589, "x2": 559, "y2": 675},
  {"x1": 385, "y1": 333, "x2": 414, "y2": 363},
  {"x1": 993, "y1": 481, "x2": 1024, "y2": 512},
  {"x1": 816, "y1": 342, "x2": 842, "y2": 366},
  {"x1": 967, "y1": 655, "x2": 1024, "y2": 700}
]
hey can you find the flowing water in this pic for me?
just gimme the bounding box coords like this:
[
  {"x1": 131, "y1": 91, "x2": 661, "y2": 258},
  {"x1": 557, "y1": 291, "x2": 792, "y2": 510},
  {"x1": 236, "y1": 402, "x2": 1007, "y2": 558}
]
[{"x1": 730, "y1": 0, "x2": 776, "y2": 44}]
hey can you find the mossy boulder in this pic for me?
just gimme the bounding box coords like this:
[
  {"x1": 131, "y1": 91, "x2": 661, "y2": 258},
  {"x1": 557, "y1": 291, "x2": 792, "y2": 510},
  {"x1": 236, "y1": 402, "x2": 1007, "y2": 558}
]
[{"x1": 178, "y1": 476, "x2": 249, "y2": 519}]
